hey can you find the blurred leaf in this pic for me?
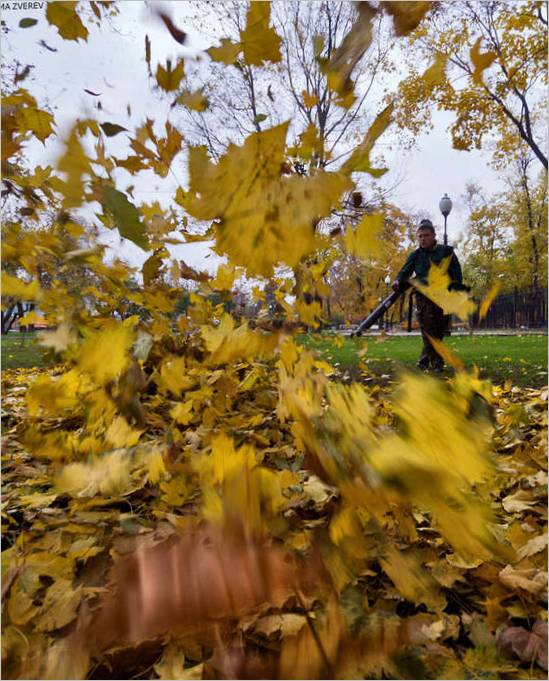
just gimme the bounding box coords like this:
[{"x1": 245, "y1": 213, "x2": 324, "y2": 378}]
[
  {"x1": 240, "y1": 1, "x2": 282, "y2": 66},
  {"x1": 46, "y1": 1, "x2": 88, "y2": 41},
  {"x1": 479, "y1": 281, "x2": 501, "y2": 320},
  {"x1": 470, "y1": 37, "x2": 497, "y2": 86},
  {"x1": 207, "y1": 38, "x2": 242, "y2": 64},
  {"x1": 19, "y1": 18, "x2": 38, "y2": 28},
  {"x1": 100, "y1": 122, "x2": 128, "y2": 137},
  {"x1": 101, "y1": 186, "x2": 150, "y2": 250},
  {"x1": 156, "y1": 58, "x2": 185, "y2": 92},
  {"x1": 176, "y1": 89, "x2": 209, "y2": 112}
]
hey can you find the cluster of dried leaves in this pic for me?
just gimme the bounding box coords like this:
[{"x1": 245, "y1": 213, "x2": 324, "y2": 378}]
[
  {"x1": 2, "y1": 356, "x2": 547, "y2": 679},
  {"x1": 1, "y1": 2, "x2": 547, "y2": 679}
]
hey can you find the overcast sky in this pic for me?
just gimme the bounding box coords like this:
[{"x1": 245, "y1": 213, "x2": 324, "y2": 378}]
[{"x1": 2, "y1": 0, "x2": 505, "y2": 271}]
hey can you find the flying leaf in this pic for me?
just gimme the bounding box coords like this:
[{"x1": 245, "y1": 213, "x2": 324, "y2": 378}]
[
  {"x1": 380, "y1": 546, "x2": 445, "y2": 609},
  {"x1": 101, "y1": 186, "x2": 150, "y2": 250},
  {"x1": 342, "y1": 102, "x2": 394, "y2": 175},
  {"x1": 207, "y1": 38, "x2": 242, "y2": 64},
  {"x1": 57, "y1": 126, "x2": 90, "y2": 207},
  {"x1": 426, "y1": 334, "x2": 465, "y2": 370},
  {"x1": 37, "y1": 322, "x2": 76, "y2": 353},
  {"x1": 479, "y1": 281, "x2": 501, "y2": 320},
  {"x1": 176, "y1": 89, "x2": 209, "y2": 112},
  {"x1": 470, "y1": 37, "x2": 497, "y2": 86},
  {"x1": 145, "y1": 34, "x2": 151, "y2": 74},
  {"x1": 156, "y1": 9, "x2": 187, "y2": 44},
  {"x1": 19, "y1": 18, "x2": 38, "y2": 28},
  {"x1": 142, "y1": 252, "x2": 164, "y2": 285},
  {"x1": 18, "y1": 106, "x2": 55, "y2": 142},
  {"x1": 423, "y1": 52, "x2": 449, "y2": 87},
  {"x1": 381, "y1": 1, "x2": 433, "y2": 36},
  {"x1": 411, "y1": 258, "x2": 477, "y2": 321},
  {"x1": 179, "y1": 260, "x2": 210, "y2": 282},
  {"x1": 323, "y1": 3, "x2": 377, "y2": 108},
  {"x1": 46, "y1": 1, "x2": 89, "y2": 41},
  {"x1": 84, "y1": 89, "x2": 101, "y2": 96},
  {"x1": 55, "y1": 450, "x2": 132, "y2": 497},
  {"x1": 302, "y1": 90, "x2": 319, "y2": 108},
  {"x1": 240, "y1": 1, "x2": 282, "y2": 66},
  {"x1": 100, "y1": 122, "x2": 128, "y2": 137},
  {"x1": 156, "y1": 58, "x2": 185, "y2": 92},
  {"x1": 210, "y1": 264, "x2": 238, "y2": 290},
  {"x1": 39, "y1": 39, "x2": 58, "y2": 52},
  {"x1": 345, "y1": 213, "x2": 384, "y2": 258},
  {"x1": 1, "y1": 272, "x2": 40, "y2": 300},
  {"x1": 77, "y1": 323, "x2": 135, "y2": 385},
  {"x1": 182, "y1": 123, "x2": 351, "y2": 277}
]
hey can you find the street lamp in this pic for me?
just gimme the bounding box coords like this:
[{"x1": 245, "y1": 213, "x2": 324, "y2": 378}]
[{"x1": 439, "y1": 193, "x2": 453, "y2": 246}]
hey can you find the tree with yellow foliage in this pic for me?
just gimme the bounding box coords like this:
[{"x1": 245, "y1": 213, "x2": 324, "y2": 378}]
[{"x1": 395, "y1": 1, "x2": 548, "y2": 169}]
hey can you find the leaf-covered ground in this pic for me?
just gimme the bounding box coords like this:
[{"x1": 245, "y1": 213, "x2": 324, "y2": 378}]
[
  {"x1": 2, "y1": 353, "x2": 547, "y2": 680},
  {"x1": 2, "y1": 2, "x2": 547, "y2": 679}
]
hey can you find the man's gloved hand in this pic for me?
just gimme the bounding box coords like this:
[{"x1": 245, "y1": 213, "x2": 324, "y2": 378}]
[{"x1": 391, "y1": 280, "x2": 400, "y2": 292}]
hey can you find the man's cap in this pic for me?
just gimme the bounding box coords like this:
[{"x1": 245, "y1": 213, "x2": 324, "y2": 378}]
[{"x1": 417, "y1": 218, "x2": 435, "y2": 231}]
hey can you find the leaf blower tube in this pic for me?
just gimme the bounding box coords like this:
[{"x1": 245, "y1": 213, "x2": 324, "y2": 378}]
[{"x1": 352, "y1": 289, "x2": 403, "y2": 337}]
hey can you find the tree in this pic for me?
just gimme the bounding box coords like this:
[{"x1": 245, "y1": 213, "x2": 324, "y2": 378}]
[
  {"x1": 459, "y1": 182, "x2": 511, "y2": 296},
  {"x1": 180, "y1": 0, "x2": 395, "y2": 174},
  {"x1": 326, "y1": 202, "x2": 414, "y2": 323},
  {"x1": 503, "y1": 151, "x2": 548, "y2": 289},
  {"x1": 396, "y1": 1, "x2": 548, "y2": 169}
]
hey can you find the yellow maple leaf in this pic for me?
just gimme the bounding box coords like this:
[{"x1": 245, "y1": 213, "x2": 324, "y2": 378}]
[
  {"x1": 201, "y1": 314, "x2": 279, "y2": 364},
  {"x1": 470, "y1": 37, "x2": 497, "y2": 86},
  {"x1": 1, "y1": 272, "x2": 40, "y2": 300},
  {"x1": 176, "y1": 88, "x2": 209, "y2": 112},
  {"x1": 293, "y1": 123, "x2": 324, "y2": 161},
  {"x1": 145, "y1": 449, "x2": 167, "y2": 484},
  {"x1": 18, "y1": 311, "x2": 48, "y2": 327},
  {"x1": 183, "y1": 124, "x2": 351, "y2": 277},
  {"x1": 77, "y1": 324, "x2": 135, "y2": 386},
  {"x1": 302, "y1": 90, "x2": 319, "y2": 108},
  {"x1": 382, "y1": 1, "x2": 433, "y2": 36},
  {"x1": 423, "y1": 51, "x2": 449, "y2": 87},
  {"x1": 295, "y1": 299, "x2": 322, "y2": 328},
  {"x1": 210, "y1": 263, "x2": 238, "y2": 291},
  {"x1": 426, "y1": 334, "x2": 465, "y2": 371},
  {"x1": 105, "y1": 416, "x2": 142, "y2": 448},
  {"x1": 170, "y1": 400, "x2": 194, "y2": 425},
  {"x1": 342, "y1": 103, "x2": 394, "y2": 176},
  {"x1": 57, "y1": 126, "x2": 91, "y2": 208},
  {"x1": 411, "y1": 258, "x2": 477, "y2": 321},
  {"x1": 207, "y1": 38, "x2": 242, "y2": 64},
  {"x1": 158, "y1": 356, "x2": 195, "y2": 396},
  {"x1": 380, "y1": 545, "x2": 445, "y2": 609},
  {"x1": 345, "y1": 213, "x2": 383, "y2": 258},
  {"x1": 55, "y1": 450, "x2": 132, "y2": 497},
  {"x1": 479, "y1": 281, "x2": 501, "y2": 320},
  {"x1": 46, "y1": 1, "x2": 88, "y2": 41},
  {"x1": 18, "y1": 107, "x2": 55, "y2": 143},
  {"x1": 240, "y1": 1, "x2": 282, "y2": 66},
  {"x1": 156, "y1": 58, "x2": 185, "y2": 92}
]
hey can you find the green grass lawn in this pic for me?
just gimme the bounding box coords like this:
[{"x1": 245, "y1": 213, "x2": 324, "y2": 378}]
[
  {"x1": 2, "y1": 331, "x2": 547, "y2": 388},
  {"x1": 299, "y1": 332, "x2": 548, "y2": 387},
  {"x1": 1, "y1": 333, "x2": 54, "y2": 370}
]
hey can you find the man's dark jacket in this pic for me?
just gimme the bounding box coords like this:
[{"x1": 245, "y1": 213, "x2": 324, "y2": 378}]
[{"x1": 395, "y1": 243, "x2": 465, "y2": 291}]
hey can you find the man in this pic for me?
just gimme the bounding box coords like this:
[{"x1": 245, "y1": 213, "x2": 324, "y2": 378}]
[{"x1": 392, "y1": 219, "x2": 464, "y2": 371}]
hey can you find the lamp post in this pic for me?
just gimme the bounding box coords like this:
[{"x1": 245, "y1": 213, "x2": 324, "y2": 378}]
[{"x1": 439, "y1": 193, "x2": 452, "y2": 246}]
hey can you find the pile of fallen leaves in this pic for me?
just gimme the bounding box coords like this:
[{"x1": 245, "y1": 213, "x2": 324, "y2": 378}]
[
  {"x1": 2, "y1": 2, "x2": 547, "y2": 679},
  {"x1": 2, "y1": 349, "x2": 547, "y2": 679}
]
